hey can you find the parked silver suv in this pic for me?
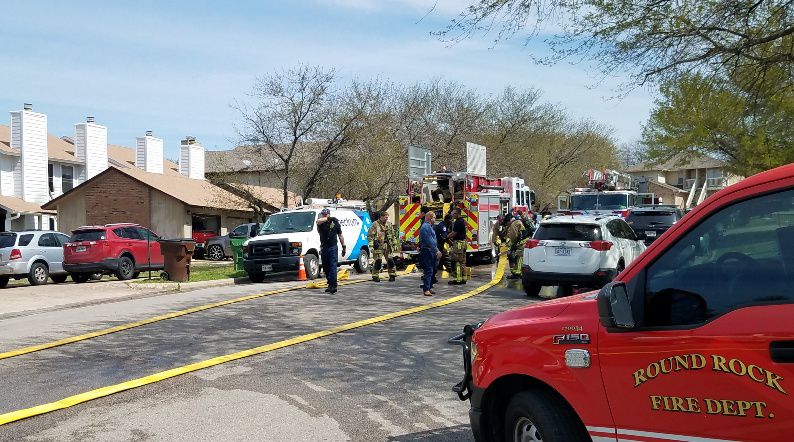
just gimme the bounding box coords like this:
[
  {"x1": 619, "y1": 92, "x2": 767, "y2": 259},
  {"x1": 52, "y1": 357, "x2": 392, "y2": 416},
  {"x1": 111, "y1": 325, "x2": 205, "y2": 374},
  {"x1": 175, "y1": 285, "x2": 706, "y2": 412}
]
[{"x1": 0, "y1": 230, "x2": 71, "y2": 287}]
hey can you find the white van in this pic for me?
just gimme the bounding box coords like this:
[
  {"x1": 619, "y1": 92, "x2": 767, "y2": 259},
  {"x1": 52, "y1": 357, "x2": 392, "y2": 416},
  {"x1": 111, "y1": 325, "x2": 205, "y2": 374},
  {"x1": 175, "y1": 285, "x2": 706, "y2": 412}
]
[{"x1": 242, "y1": 206, "x2": 373, "y2": 282}]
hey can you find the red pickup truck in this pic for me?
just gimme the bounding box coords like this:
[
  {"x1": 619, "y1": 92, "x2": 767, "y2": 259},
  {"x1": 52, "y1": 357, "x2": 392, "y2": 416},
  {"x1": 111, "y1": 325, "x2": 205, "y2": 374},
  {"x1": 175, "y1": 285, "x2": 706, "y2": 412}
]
[
  {"x1": 191, "y1": 230, "x2": 217, "y2": 258},
  {"x1": 451, "y1": 163, "x2": 794, "y2": 442}
]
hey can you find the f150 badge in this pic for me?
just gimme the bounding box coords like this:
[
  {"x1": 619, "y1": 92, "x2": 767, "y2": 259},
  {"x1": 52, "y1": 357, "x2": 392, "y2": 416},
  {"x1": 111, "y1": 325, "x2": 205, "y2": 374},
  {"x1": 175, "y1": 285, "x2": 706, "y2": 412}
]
[{"x1": 553, "y1": 333, "x2": 591, "y2": 345}]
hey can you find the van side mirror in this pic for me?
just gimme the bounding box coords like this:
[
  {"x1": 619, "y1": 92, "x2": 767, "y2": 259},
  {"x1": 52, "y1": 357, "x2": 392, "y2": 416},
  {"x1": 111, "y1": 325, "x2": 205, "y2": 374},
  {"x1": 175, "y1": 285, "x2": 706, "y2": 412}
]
[{"x1": 597, "y1": 281, "x2": 635, "y2": 329}]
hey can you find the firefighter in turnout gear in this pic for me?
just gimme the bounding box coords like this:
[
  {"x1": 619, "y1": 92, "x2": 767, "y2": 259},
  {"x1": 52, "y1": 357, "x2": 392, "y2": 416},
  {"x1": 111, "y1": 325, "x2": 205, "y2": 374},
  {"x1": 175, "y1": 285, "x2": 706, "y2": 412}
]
[
  {"x1": 447, "y1": 208, "x2": 467, "y2": 285},
  {"x1": 505, "y1": 214, "x2": 526, "y2": 279},
  {"x1": 368, "y1": 211, "x2": 398, "y2": 282}
]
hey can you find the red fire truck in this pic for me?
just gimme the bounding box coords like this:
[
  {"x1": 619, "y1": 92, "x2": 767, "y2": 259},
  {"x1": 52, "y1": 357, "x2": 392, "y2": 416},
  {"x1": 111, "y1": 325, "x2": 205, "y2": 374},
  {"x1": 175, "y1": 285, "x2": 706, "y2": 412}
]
[
  {"x1": 398, "y1": 173, "x2": 534, "y2": 261},
  {"x1": 451, "y1": 162, "x2": 794, "y2": 441},
  {"x1": 559, "y1": 168, "x2": 645, "y2": 217}
]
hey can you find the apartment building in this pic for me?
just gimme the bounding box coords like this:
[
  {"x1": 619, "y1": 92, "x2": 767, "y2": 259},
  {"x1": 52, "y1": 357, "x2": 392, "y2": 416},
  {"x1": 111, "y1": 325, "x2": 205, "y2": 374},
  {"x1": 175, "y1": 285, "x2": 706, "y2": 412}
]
[
  {"x1": 0, "y1": 104, "x2": 279, "y2": 237},
  {"x1": 627, "y1": 153, "x2": 744, "y2": 209}
]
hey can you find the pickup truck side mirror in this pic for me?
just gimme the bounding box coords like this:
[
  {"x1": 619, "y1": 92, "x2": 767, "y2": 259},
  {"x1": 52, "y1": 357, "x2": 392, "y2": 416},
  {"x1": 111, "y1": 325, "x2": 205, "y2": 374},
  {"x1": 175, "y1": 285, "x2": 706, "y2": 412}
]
[{"x1": 597, "y1": 281, "x2": 635, "y2": 329}]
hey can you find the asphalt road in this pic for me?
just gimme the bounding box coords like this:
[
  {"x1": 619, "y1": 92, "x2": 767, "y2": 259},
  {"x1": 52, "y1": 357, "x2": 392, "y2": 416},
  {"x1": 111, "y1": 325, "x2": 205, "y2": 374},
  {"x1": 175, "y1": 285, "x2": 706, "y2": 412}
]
[{"x1": 0, "y1": 265, "x2": 540, "y2": 441}]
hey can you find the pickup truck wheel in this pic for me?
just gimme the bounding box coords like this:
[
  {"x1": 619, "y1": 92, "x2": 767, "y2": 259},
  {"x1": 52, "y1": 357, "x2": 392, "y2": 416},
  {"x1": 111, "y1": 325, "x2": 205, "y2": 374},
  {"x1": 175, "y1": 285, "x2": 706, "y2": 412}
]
[
  {"x1": 115, "y1": 257, "x2": 135, "y2": 280},
  {"x1": 28, "y1": 262, "x2": 49, "y2": 286},
  {"x1": 504, "y1": 390, "x2": 588, "y2": 442},
  {"x1": 248, "y1": 272, "x2": 265, "y2": 283},
  {"x1": 0, "y1": 277, "x2": 9, "y2": 288},
  {"x1": 51, "y1": 275, "x2": 68, "y2": 284},
  {"x1": 522, "y1": 281, "x2": 542, "y2": 297},
  {"x1": 354, "y1": 249, "x2": 369, "y2": 273},
  {"x1": 207, "y1": 245, "x2": 225, "y2": 261}
]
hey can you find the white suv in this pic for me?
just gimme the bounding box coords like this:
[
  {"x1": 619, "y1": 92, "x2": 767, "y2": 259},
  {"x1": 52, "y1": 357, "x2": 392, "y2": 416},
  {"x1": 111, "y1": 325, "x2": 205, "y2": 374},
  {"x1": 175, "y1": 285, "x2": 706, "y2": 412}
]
[{"x1": 521, "y1": 214, "x2": 646, "y2": 296}]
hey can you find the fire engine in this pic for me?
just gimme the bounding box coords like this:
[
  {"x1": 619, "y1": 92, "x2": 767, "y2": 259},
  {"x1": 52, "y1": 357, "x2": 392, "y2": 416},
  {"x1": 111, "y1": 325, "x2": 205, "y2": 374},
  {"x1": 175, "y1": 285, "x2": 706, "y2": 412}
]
[
  {"x1": 398, "y1": 167, "x2": 535, "y2": 261},
  {"x1": 450, "y1": 162, "x2": 794, "y2": 441},
  {"x1": 558, "y1": 168, "x2": 646, "y2": 217}
]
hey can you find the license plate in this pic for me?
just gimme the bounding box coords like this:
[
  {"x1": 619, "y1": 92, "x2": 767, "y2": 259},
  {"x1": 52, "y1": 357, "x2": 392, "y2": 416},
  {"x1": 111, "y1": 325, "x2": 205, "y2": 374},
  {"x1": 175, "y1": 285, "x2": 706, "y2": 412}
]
[
  {"x1": 645, "y1": 231, "x2": 657, "y2": 237},
  {"x1": 76, "y1": 246, "x2": 86, "y2": 252},
  {"x1": 554, "y1": 247, "x2": 572, "y2": 256},
  {"x1": 261, "y1": 264, "x2": 273, "y2": 272}
]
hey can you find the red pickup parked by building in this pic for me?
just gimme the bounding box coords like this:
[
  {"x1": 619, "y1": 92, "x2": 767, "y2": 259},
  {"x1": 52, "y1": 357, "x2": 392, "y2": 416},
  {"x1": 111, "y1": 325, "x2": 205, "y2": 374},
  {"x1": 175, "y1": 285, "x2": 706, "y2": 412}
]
[
  {"x1": 64, "y1": 223, "x2": 164, "y2": 281},
  {"x1": 451, "y1": 163, "x2": 794, "y2": 442}
]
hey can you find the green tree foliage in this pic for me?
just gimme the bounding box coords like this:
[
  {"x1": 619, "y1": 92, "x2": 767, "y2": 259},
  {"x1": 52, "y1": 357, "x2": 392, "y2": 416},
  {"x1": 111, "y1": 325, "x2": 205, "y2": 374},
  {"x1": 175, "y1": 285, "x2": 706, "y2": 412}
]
[
  {"x1": 642, "y1": 72, "x2": 794, "y2": 175},
  {"x1": 442, "y1": 0, "x2": 794, "y2": 92}
]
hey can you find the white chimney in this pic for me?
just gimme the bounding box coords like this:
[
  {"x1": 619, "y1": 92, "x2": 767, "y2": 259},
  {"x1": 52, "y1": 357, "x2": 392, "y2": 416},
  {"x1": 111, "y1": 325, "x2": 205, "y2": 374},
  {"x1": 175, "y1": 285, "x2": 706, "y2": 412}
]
[
  {"x1": 179, "y1": 136, "x2": 204, "y2": 180},
  {"x1": 135, "y1": 130, "x2": 163, "y2": 174},
  {"x1": 75, "y1": 116, "x2": 108, "y2": 181},
  {"x1": 10, "y1": 104, "x2": 49, "y2": 204}
]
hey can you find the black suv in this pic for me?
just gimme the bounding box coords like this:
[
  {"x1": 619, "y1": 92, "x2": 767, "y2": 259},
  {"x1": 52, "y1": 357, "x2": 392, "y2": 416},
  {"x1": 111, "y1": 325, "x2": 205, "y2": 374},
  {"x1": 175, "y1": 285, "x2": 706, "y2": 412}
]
[{"x1": 626, "y1": 206, "x2": 685, "y2": 245}]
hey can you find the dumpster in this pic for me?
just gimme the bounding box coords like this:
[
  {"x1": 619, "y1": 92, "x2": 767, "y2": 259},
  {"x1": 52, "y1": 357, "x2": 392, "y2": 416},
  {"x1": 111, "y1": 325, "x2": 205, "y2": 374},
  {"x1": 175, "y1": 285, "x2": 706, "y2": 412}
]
[
  {"x1": 230, "y1": 237, "x2": 246, "y2": 272},
  {"x1": 159, "y1": 239, "x2": 197, "y2": 282}
]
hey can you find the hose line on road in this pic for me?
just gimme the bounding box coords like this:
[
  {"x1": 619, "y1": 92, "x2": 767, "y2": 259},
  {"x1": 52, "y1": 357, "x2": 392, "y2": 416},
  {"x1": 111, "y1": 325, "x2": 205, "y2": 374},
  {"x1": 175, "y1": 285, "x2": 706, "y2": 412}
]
[
  {"x1": 0, "y1": 265, "x2": 415, "y2": 362},
  {"x1": 0, "y1": 257, "x2": 505, "y2": 427}
]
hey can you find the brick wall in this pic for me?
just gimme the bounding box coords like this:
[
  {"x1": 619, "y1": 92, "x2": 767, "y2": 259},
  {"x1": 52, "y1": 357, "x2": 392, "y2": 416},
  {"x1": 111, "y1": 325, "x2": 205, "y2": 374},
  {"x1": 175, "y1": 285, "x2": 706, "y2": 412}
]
[{"x1": 84, "y1": 170, "x2": 150, "y2": 227}]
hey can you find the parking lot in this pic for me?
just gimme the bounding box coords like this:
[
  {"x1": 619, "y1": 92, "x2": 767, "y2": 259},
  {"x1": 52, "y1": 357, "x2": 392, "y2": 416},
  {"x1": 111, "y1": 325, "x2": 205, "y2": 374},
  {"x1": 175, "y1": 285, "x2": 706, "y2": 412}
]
[{"x1": 0, "y1": 260, "x2": 535, "y2": 441}]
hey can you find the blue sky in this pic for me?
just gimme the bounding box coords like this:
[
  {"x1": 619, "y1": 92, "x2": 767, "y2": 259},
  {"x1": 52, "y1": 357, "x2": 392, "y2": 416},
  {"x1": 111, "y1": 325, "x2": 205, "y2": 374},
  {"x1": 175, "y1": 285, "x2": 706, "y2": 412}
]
[{"x1": 0, "y1": 0, "x2": 655, "y2": 160}]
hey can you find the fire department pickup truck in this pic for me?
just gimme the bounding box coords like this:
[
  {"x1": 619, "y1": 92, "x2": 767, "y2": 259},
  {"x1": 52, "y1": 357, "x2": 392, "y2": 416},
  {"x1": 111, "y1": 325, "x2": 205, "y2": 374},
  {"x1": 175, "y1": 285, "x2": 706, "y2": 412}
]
[{"x1": 450, "y1": 163, "x2": 794, "y2": 442}]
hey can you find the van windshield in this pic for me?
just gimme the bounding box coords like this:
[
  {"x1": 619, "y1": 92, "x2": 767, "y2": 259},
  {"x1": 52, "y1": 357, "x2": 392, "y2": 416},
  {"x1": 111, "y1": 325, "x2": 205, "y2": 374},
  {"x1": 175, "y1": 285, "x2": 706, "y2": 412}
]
[
  {"x1": 261, "y1": 212, "x2": 316, "y2": 234},
  {"x1": 570, "y1": 193, "x2": 630, "y2": 210}
]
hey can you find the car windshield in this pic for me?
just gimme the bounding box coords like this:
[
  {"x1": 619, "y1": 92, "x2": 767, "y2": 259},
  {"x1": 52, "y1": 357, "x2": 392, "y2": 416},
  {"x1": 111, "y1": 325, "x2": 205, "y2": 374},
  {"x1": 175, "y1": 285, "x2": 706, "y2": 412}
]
[
  {"x1": 260, "y1": 212, "x2": 315, "y2": 234},
  {"x1": 534, "y1": 223, "x2": 602, "y2": 241},
  {"x1": 626, "y1": 211, "x2": 677, "y2": 228},
  {"x1": 570, "y1": 193, "x2": 630, "y2": 210},
  {"x1": 0, "y1": 233, "x2": 16, "y2": 248},
  {"x1": 72, "y1": 230, "x2": 106, "y2": 241}
]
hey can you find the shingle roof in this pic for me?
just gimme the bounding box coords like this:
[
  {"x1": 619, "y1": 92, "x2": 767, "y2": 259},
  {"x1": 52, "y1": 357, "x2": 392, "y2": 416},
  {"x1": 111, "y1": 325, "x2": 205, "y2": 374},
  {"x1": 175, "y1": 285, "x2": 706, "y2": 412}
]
[
  {"x1": 0, "y1": 124, "x2": 182, "y2": 172},
  {"x1": 205, "y1": 145, "x2": 283, "y2": 173},
  {"x1": 0, "y1": 195, "x2": 54, "y2": 214},
  {"x1": 626, "y1": 152, "x2": 727, "y2": 173}
]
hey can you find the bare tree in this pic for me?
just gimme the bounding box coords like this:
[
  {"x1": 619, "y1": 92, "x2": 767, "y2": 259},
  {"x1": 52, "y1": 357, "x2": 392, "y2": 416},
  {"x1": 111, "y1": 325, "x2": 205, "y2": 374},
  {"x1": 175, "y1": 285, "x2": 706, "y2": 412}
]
[{"x1": 234, "y1": 65, "x2": 336, "y2": 207}]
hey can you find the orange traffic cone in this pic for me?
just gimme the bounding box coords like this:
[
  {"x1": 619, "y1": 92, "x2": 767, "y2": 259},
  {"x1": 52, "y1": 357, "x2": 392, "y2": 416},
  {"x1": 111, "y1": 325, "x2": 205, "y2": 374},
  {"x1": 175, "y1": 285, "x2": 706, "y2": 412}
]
[{"x1": 297, "y1": 255, "x2": 308, "y2": 281}]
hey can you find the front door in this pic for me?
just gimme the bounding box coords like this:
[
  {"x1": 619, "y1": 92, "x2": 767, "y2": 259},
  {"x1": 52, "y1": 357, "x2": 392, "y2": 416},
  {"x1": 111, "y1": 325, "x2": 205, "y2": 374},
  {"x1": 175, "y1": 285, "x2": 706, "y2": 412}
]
[{"x1": 598, "y1": 188, "x2": 794, "y2": 442}]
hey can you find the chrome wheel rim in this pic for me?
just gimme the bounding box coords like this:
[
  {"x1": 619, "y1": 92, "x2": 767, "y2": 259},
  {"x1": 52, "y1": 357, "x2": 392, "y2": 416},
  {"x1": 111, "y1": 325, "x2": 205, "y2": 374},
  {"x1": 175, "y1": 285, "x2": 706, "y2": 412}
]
[
  {"x1": 209, "y1": 246, "x2": 223, "y2": 260},
  {"x1": 359, "y1": 251, "x2": 368, "y2": 268},
  {"x1": 34, "y1": 266, "x2": 46, "y2": 282},
  {"x1": 514, "y1": 417, "x2": 542, "y2": 442},
  {"x1": 121, "y1": 260, "x2": 132, "y2": 275},
  {"x1": 309, "y1": 258, "x2": 318, "y2": 277}
]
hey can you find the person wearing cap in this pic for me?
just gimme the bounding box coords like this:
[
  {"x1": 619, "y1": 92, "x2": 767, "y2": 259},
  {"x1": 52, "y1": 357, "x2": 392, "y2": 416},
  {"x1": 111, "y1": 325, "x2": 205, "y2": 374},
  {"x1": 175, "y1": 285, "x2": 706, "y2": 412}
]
[{"x1": 316, "y1": 208, "x2": 346, "y2": 294}]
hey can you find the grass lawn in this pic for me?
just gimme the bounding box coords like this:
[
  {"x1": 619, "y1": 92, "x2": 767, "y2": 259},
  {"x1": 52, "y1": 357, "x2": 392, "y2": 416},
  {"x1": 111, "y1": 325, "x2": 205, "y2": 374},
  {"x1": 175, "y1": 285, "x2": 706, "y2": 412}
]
[{"x1": 134, "y1": 264, "x2": 246, "y2": 284}]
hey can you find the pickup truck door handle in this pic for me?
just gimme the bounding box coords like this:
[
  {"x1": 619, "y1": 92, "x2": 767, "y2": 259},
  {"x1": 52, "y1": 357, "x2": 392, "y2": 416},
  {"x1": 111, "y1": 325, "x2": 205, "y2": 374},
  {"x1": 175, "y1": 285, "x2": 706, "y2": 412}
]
[{"x1": 770, "y1": 341, "x2": 794, "y2": 363}]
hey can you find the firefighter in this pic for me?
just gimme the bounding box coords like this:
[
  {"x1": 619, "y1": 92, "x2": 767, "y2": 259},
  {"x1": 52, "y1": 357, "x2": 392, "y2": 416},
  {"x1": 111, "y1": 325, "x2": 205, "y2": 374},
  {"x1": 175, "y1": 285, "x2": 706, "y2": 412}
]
[
  {"x1": 505, "y1": 213, "x2": 526, "y2": 279},
  {"x1": 520, "y1": 210, "x2": 537, "y2": 238},
  {"x1": 447, "y1": 208, "x2": 467, "y2": 285},
  {"x1": 368, "y1": 211, "x2": 398, "y2": 282},
  {"x1": 436, "y1": 213, "x2": 453, "y2": 275}
]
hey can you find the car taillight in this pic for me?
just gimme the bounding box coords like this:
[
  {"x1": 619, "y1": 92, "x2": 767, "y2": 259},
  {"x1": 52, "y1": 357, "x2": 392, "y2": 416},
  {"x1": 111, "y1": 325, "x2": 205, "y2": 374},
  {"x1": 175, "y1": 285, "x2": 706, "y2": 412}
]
[
  {"x1": 587, "y1": 240, "x2": 613, "y2": 251},
  {"x1": 524, "y1": 239, "x2": 541, "y2": 249},
  {"x1": 9, "y1": 249, "x2": 21, "y2": 260},
  {"x1": 615, "y1": 209, "x2": 631, "y2": 218}
]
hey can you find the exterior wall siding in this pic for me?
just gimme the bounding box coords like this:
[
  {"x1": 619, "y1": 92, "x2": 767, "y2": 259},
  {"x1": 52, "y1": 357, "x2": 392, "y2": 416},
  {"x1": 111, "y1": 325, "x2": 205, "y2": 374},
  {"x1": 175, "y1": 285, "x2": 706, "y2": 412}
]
[
  {"x1": 150, "y1": 189, "x2": 189, "y2": 239},
  {"x1": 12, "y1": 110, "x2": 49, "y2": 204},
  {"x1": 75, "y1": 122, "x2": 108, "y2": 181},
  {"x1": 0, "y1": 156, "x2": 14, "y2": 197},
  {"x1": 56, "y1": 193, "x2": 86, "y2": 234}
]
